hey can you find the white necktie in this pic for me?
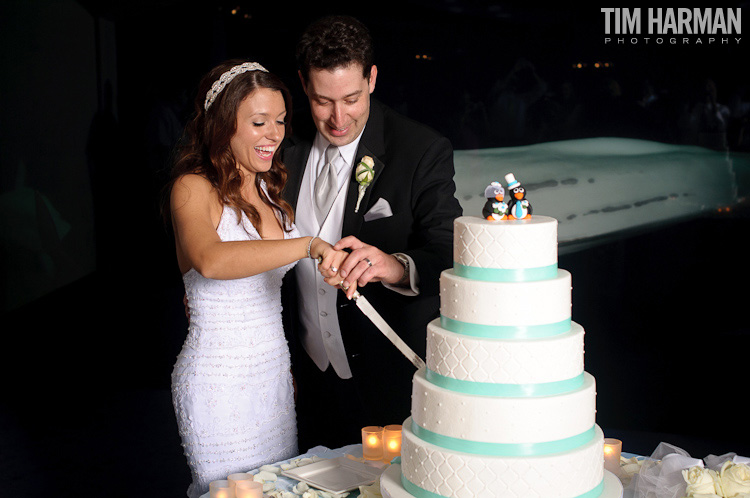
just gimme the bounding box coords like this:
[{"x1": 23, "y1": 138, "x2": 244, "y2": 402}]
[{"x1": 315, "y1": 145, "x2": 339, "y2": 224}]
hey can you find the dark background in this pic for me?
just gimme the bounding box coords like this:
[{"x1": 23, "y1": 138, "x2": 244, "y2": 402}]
[{"x1": 1, "y1": 1, "x2": 749, "y2": 496}]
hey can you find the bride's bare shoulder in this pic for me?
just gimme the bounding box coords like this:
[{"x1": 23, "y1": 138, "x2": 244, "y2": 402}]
[
  {"x1": 173, "y1": 173, "x2": 212, "y2": 191},
  {"x1": 171, "y1": 174, "x2": 217, "y2": 207}
]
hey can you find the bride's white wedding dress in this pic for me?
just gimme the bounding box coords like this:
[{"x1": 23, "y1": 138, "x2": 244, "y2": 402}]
[{"x1": 172, "y1": 203, "x2": 299, "y2": 498}]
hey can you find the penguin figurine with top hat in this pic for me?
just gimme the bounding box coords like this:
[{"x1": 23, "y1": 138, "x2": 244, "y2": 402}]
[
  {"x1": 505, "y1": 173, "x2": 532, "y2": 220},
  {"x1": 482, "y1": 181, "x2": 508, "y2": 221}
]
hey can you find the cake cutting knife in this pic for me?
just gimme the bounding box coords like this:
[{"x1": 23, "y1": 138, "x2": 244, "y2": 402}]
[{"x1": 340, "y1": 284, "x2": 426, "y2": 370}]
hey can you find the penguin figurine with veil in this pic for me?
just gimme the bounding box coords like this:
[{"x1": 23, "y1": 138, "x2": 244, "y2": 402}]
[{"x1": 482, "y1": 181, "x2": 508, "y2": 221}]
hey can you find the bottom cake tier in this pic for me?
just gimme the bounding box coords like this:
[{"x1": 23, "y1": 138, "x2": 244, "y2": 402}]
[
  {"x1": 391, "y1": 418, "x2": 605, "y2": 498},
  {"x1": 381, "y1": 459, "x2": 622, "y2": 498}
]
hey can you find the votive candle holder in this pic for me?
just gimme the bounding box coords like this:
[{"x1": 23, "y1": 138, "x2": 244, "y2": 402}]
[
  {"x1": 235, "y1": 480, "x2": 263, "y2": 498},
  {"x1": 362, "y1": 426, "x2": 384, "y2": 460},
  {"x1": 603, "y1": 438, "x2": 622, "y2": 475},
  {"x1": 383, "y1": 424, "x2": 403, "y2": 462},
  {"x1": 209, "y1": 480, "x2": 235, "y2": 498},
  {"x1": 228, "y1": 473, "x2": 253, "y2": 493}
]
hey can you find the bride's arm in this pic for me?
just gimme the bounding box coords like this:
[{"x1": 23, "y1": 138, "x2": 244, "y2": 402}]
[{"x1": 171, "y1": 173, "x2": 342, "y2": 280}]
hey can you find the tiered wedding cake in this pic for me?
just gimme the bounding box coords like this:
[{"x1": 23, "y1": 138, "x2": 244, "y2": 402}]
[{"x1": 381, "y1": 213, "x2": 608, "y2": 498}]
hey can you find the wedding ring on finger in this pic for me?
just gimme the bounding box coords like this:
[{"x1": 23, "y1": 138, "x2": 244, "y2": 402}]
[{"x1": 364, "y1": 257, "x2": 373, "y2": 267}]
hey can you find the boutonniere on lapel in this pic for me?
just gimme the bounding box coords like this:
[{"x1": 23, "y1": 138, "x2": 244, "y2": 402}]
[{"x1": 354, "y1": 155, "x2": 375, "y2": 213}]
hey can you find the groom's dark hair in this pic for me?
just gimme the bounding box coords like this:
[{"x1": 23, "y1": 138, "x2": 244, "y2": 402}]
[{"x1": 296, "y1": 15, "x2": 374, "y2": 83}]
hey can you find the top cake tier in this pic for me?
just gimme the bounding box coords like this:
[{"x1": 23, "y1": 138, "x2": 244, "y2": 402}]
[{"x1": 453, "y1": 216, "x2": 558, "y2": 279}]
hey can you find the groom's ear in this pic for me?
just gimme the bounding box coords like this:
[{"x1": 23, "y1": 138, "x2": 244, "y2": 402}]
[
  {"x1": 298, "y1": 70, "x2": 308, "y2": 95},
  {"x1": 368, "y1": 65, "x2": 377, "y2": 94}
]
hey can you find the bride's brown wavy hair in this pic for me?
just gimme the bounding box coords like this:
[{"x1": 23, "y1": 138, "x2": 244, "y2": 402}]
[{"x1": 167, "y1": 59, "x2": 294, "y2": 234}]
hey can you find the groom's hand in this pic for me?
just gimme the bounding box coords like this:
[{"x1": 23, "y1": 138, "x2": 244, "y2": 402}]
[{"x1": 334, "y1": 236, "x2": 405, "y2": 299}]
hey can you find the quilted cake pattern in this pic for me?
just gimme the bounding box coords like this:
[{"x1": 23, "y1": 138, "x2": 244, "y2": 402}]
[
  {"x1": 401, "y1": 421, "x2": 604, "y2": 498},
  {"x1": 426, "y1": 320, "x2": 584, "y2": 384},
  {"x1": 454, "y1": 216, "x2": 557, "y2": 269},
  {"x1": 410, "y1": 371, "x2": 596, "y2": 443}
]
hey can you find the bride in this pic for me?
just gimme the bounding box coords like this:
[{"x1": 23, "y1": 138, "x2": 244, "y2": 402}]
[{"x1": 166, "y1": 60, "x2": 347, "y2": 498}]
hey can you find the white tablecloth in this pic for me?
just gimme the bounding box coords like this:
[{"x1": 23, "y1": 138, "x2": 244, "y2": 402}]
[{"x1": 199, "y1": 444, "x2": 386, "y2": 498}]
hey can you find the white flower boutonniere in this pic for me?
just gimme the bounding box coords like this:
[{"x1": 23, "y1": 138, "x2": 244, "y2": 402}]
[{"x1": 354, "y1": 155, "x2": 375, "y2": 213}]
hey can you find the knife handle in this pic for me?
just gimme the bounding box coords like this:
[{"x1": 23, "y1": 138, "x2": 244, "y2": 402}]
[{"x1": 338, "y1": 283, "x2": 361, "y2": 300}]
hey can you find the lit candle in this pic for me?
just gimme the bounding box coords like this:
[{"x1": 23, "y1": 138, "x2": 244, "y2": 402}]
[
  {"x1": 235, "y1": 480, "x2": 263, "y2": 498},
  {"x1": 209, "y1": 480, "x2": 235, "y2": 498},
  {"x1": 603, "y1": 438, "x2": 622, "y2": 475},
  {"x1": 383, "y1": 424, "x2": 403, "y2": 462},
  {"x1": 228, "y1": 473, "x2": 253, "y2": 494},
  {"x1": 362, "y1": 426, "x2": 384, "y2": 460}
]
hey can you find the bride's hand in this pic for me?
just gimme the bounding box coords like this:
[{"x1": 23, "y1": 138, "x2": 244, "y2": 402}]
[
  {"x1": 310, "y1": 238, "x2": 352, "y2": 293},
  {"x1": 310, "y1": 238, "x2": 345, "y2": 276}
]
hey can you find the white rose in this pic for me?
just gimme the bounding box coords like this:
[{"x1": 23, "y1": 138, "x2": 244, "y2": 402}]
[
  {"x1": 683, "y1": 466, "x2": 722, "y2": 497},
  {"x1": 720, "y1": 462, "x2": 750, "y2": 497},
  {"x1": 358, "y1": 480, "x2": 382, "y2": 498}
]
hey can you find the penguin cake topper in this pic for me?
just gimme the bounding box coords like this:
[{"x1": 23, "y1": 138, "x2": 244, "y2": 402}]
[
  {"x1": 505, "y1": 173, "x2": 532, "y2": 220},
  {"x1": 482, "y1": 181, "x2": 508, "y2": 221}
]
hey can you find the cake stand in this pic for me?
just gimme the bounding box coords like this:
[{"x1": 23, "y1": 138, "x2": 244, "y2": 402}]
[{"x1": 380, "y1": 463, "x2": 624, "y2": 498}]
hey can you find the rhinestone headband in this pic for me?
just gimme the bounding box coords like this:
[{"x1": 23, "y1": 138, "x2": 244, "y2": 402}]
[{"x1": 204, "y1": 62, "x2": 269, "y2": 111}]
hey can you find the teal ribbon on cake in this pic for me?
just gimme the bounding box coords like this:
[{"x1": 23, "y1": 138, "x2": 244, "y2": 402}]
[
  {"x1": 454, "y1": 262, "x2": 558, "y2": 282},
  {"x1": 401, "y1": 474, "x2": 604, "y2": 498},
  {"x1": 441, "y1": 316, "x2": 571, "y2": 339},
  {"x1": 425, "y1": 369, "x2": 585, "y2": 397},
  {"x1": 411, "y1": 420, "x2": 596, "y2": 457}
]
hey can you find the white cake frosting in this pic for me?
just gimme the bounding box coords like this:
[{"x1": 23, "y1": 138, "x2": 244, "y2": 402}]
[
  {"x1": 400, "y1": 421, "x2": 605, "y2": 498},
  {"x1": 454, "y1": 215, "x2": 557, "y2": 270},
  {"x1": 411, "y1": 369, "x2": 596, "y2": 444},
  {"x1": 427, "y1": 320, "x2": 584, "y2": 385},
  {"x1": 440, "y1": 269, "x2": 571, "y2": 329},
  {"x1": 381, "y1": 215, "x2": 604, "y2": 498}
]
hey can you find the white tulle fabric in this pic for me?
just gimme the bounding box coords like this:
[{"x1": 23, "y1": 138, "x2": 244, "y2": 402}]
[
  {"x1": 627, "y1": 442, "x2": 749, "y2": 498},
  {"x1": 172, "y1": 202, "x2": 299, "y2": 498}
]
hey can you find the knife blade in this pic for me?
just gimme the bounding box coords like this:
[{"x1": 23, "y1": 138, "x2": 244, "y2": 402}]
[{"x1": 345, "y1": 286, "x2": 426, "y2": 370}]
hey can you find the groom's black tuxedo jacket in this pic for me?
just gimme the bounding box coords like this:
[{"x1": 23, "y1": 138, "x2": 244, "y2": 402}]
[{"x1": 280, "y1": 99, "x2": 462, "y2": 403}]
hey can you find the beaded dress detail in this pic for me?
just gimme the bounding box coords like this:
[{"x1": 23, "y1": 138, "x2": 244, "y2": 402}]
[{"x1": 172, "y1": 203, "x2": 299, "y2": 498}]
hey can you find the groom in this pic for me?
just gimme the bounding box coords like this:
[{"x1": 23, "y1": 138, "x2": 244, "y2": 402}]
[{"x1": 281, "y1": 15, "x2": 462, "y2": 451}]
